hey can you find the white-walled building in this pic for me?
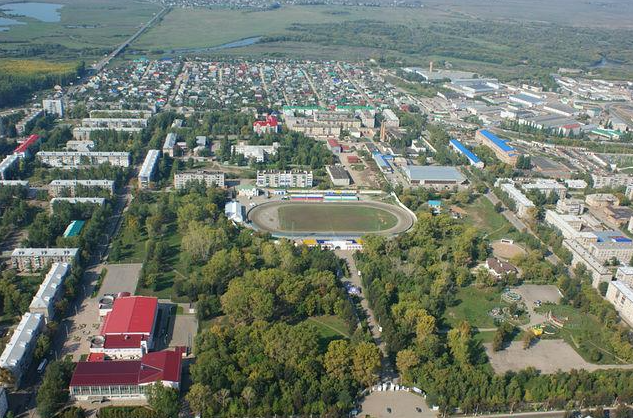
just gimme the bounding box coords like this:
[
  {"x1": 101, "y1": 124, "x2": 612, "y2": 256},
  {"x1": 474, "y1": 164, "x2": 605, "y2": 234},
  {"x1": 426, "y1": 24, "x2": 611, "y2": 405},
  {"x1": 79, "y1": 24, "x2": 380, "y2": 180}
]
[
  {"x1": 256, "y1": 170, "x2": 313, "y2": 188},
  {"x1": 49, "y1": 179, "x2": 115, "y2": 197},
  {"x1": 162, "y1": 133, "x2": 178, "y2": 157},
  {"x1": 11, "y1": 248, "x2": 78, "y2": 272},
  {"x1": 42, "y1": 99, "x2": 64, "y2": 117},
  {"x1": 0, "y1": 313, "x2": 44, "y2": 386},
  {"x1": 174, "y1": 170, "x2": 225, "y2": 189},
  {"x1": 606, "y1": 280, "x2": 633, "y2": 326},
  {"x1": 29, "y1": 262, "x2": 70, "y2": 321},
  {"x1": 138, "y1": 150, "x2": 161, "y2": 189},
  {"x1": 231, "y1": 142, "x2": 279, "y2": 163},
  {"x1": 500, "y1": 183, "x2": 535, "y2": 218},
  {"x1": 38, "y1": 151, "x2": 130, "y2": 168}
]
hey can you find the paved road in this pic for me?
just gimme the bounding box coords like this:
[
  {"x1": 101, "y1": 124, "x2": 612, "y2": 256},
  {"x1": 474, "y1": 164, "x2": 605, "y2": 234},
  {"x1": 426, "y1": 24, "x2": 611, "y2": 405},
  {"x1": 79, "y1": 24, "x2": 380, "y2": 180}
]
[{"x1": 335, "y1": 250, "x2": 397, "y2": 381}]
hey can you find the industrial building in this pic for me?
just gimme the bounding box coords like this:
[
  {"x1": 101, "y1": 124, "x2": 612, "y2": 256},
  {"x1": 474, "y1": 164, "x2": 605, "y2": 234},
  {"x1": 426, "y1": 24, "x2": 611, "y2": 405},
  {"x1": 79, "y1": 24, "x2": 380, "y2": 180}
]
[
  {"x1": 37, "y1": 151, "x2": 130, "y2": 168},
  {"x1": 29, "y1": 262, "x2": 70, "y2": 321},
  {"x1": 326, "y1": 165, "x2": 352, "y2": 186},
  {"x1": 11, "y1": 248, "x2": 78, "y2": 272},
  {"x1": 0, "y1": 313, "x2": 44, "y2": 386},
  {"x1": 403, "y1": 166, "x2": 467, "y2": 189},
  {"x1": 138, "y1": 150, "x2": 161, "y2": 189},
  {"x1": 49, "y1": 179, "x2": 115, "y2": 197},
  {"x1": 476, "y1": 130, "x2": 519, "y2": 166},
  {"x1": 69, "y1": 349, "x2": 183, "y2": 401},
  {"x1": 449, "y1": 138, "x2": 484, "y2": 168},
  {"x1": 256, "y1": 170, "x2": 313, "y2": 188},
  {"x1": 174, "y1": 170, "x2": 225, "y2": 189}
]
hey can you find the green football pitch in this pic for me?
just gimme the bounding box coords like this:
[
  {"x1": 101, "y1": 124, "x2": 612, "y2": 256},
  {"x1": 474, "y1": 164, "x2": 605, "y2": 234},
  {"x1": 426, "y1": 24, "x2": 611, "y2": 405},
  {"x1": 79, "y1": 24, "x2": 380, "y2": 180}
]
[{"x1": 277, "y1": 203, "x2": 399, "y2": 233}]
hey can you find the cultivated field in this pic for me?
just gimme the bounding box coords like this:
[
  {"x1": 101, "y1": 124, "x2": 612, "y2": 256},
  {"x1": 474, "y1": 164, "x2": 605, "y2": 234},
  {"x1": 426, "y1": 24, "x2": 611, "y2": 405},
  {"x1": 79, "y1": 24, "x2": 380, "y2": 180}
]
[{"x1": 248, "y1": 200, "x2": 414, "y2": 237}]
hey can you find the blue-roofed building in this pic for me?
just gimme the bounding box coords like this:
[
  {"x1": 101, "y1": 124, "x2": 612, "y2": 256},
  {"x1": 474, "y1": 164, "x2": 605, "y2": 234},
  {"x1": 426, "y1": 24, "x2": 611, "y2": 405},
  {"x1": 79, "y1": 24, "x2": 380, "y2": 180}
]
[
  {"x1": 372, "y1": 151, "x2": 392, "y2": 173},
  {"x1": 476, "y1": 129, "x2": 520, "y2": 166},
  {"x1": 63, "y1": 220, "x2": 85, "y2": 238},
  {"x1": 449, "y1": 139, "x2": 484, "y2": 169},
  {"x1": 428, "y1": 200, "x2": 442, "y2": 214}
]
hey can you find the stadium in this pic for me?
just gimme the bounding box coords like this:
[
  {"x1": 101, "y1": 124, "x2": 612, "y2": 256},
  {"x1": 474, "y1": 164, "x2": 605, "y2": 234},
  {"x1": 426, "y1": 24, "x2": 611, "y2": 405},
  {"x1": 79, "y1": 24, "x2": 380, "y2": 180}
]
[{"x1": 247, "y1": 193, "x2": 415, "y2": 238}]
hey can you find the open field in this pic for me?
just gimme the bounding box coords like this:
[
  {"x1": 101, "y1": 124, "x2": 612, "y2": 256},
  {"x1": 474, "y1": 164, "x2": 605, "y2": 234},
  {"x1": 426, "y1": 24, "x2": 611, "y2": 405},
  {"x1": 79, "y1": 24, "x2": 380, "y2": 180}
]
[
  {"x1": 248, "y1": 200, "x2": 414, "y2": 237},
  {"x1": 444, "y1": 286, "x2": 525, "y2": 329},
  {"x1": 462, "y1": 197, "x2": 514, "y2": 241},
  {"x1": 0, "y1": 0, "x2": 160, "y2": 58},
  {"x1": 132, "y1": 5, "x2": 450, "y2": 52},
  {"x1": 486, "y1": 340, "x2": 633, "y2": 374},
  {"x1": 307, "y1": 315, "x2": 350, "y2": 341},
  {"x1": 491, "y1": 240, "x2": 526, "y2": 260}
]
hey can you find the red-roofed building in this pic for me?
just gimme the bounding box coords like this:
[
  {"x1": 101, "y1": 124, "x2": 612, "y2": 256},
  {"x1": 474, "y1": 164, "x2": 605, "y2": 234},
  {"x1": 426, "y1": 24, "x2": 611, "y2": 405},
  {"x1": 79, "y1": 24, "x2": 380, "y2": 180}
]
[
  {"x1": 69, "y1": 349, "x2": 184, "y2": 401},
  {"x1": 94, "y1": 296, "x2": 158, "y2": 359},
  {"x1": 326, "y1": 138, "x2": 342, "y2": 154},
  {"x1": 13, "y1": 134, "x2": 40, "y2": 158},
  {"x1": 253, "y1": 115, "x2": 279, "y2": 135},
  {"x1": 347, "y1": 155, "x2": 360, "y2": 164}
]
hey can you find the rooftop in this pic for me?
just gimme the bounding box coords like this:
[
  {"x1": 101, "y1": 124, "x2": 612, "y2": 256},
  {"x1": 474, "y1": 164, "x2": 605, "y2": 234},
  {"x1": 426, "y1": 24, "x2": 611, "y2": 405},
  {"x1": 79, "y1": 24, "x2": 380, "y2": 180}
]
[
  {"x1": 405, "y1": 165, "x2": 466, "y2": 182},
  {"x1": 479, "y1": 130, "x2": 516, "y2": 154},
  {"x1": 449, "y1": 138, "x2": 481, "y2": 164},
  {"x1": 29, "y1": 262, "x2": 70, "y2": 311},
  {"x1": 0, "y1": 313, "x2": 43, "y2": 369},
  {"x1": 69, "y1": 349, "x2": 182, "y2": 387},
  {"x1": 101, "y1": 296, "x2": 158, "y2": 336}
]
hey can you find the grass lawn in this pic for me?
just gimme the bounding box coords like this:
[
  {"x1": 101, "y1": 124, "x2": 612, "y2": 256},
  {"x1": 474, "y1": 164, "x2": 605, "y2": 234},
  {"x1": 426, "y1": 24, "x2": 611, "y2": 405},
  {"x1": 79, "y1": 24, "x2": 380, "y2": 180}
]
[
  {"x1": 462, "y1": 196, "x2": 513, "y2": 240},
  {"x1": 444, "y1": 286, "x2": 527, "y2": 329},
  {"x1": 306, "y1": 315, "x2": 350, "y2": 351},
  {"x1": 535, "y1": 304, "x2": 628, "y2": 364},
  {"x1": 278, "y1": 203, "x2": 398, "y2": 232}
]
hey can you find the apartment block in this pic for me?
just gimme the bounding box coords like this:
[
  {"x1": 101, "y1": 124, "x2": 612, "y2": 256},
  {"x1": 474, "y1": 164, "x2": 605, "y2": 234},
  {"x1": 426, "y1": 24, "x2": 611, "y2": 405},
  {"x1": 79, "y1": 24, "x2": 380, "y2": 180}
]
[
  {"x1": 174, "y1": 170, "x2": 225, "y2": 189},
  {"x1": 256, "y1": 170, "x2": 313, "y2": 188},
  {"x1": 11, "y1": 248, "x2": 78, "y2": 272},
  {"x1": 138, "y1": 150, "x2": 161, "y2": 189},
  {"x1": 38, "y1": 152, "x2": 130, "y2": 168},
  {"x1": 49, "y1": 179, "x2": 115, "y2": 197}
]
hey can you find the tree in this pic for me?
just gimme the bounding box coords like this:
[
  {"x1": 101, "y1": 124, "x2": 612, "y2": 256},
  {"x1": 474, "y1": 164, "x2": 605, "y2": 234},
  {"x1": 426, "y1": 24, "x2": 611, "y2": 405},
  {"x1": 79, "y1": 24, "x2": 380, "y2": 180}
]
[
  {"x1": 241, "y1": 386, "x2": 255, "y2": 411},
  {"x1": 523, "y1": 332, "x2": 536, "y2": 350},
  {"x1": 352, "y1": 342, "x2": 381, "y2": 387},
  {"x1": 37, "y1": 360, "x2": 74, "y2": 418},
  {"x1": 186, "y1": 383, "x2": 212, "y2": 418},
  {"x1": 0, "y1": 367, "x2": 14, "y2": 388},
  {"x1": 146, "y1": 382, "x2": 179, "y2": 418},
  {"x1": 324, "y1": 339, "x2": 352, "y2": 380},
  {"x1": 215, "y1": 388, "x2": 231, "y2": 409},
  {"x1": 396, "y1": 349, "x2": 419, "y2": 383}
]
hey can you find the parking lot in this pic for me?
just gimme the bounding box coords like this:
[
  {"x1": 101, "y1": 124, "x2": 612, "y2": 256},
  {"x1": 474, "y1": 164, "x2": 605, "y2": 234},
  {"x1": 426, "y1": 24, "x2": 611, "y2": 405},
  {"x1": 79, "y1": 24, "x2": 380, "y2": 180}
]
[
  {"x1": 360, "y1": 390, "x2": 434, "y2": 418},
  {"x1": 98, "y1": 263, "x2": 142, "y2": 297}
]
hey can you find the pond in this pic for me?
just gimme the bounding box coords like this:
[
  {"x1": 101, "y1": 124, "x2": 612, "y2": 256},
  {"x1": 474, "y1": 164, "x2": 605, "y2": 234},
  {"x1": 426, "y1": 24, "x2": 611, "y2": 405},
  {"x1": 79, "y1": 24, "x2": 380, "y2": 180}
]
[{"x1": 0, "y1": 2, "x2": 63, "y2": 23}]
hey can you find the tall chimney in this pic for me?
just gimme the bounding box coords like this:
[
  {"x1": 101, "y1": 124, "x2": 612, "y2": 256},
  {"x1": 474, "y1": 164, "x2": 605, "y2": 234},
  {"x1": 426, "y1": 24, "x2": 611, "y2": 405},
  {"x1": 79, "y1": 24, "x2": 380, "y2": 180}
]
[{"x1": 429, "y1": 61, "x2": 434, "y2": 73}]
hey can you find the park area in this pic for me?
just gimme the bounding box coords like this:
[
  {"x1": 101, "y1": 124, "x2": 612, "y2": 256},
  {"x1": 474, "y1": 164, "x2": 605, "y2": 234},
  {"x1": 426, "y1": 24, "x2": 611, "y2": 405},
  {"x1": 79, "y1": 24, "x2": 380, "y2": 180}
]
[{"x1": 461, "y1": 197, "x2": 514, "y2": 241}]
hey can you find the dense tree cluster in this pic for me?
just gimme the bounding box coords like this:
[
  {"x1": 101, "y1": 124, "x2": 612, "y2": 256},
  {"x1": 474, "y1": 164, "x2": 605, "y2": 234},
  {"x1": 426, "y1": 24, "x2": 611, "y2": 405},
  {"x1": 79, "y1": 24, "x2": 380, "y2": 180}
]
[{"x1": 355, "y1": 212, "x2": 633, "y2": 414}]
